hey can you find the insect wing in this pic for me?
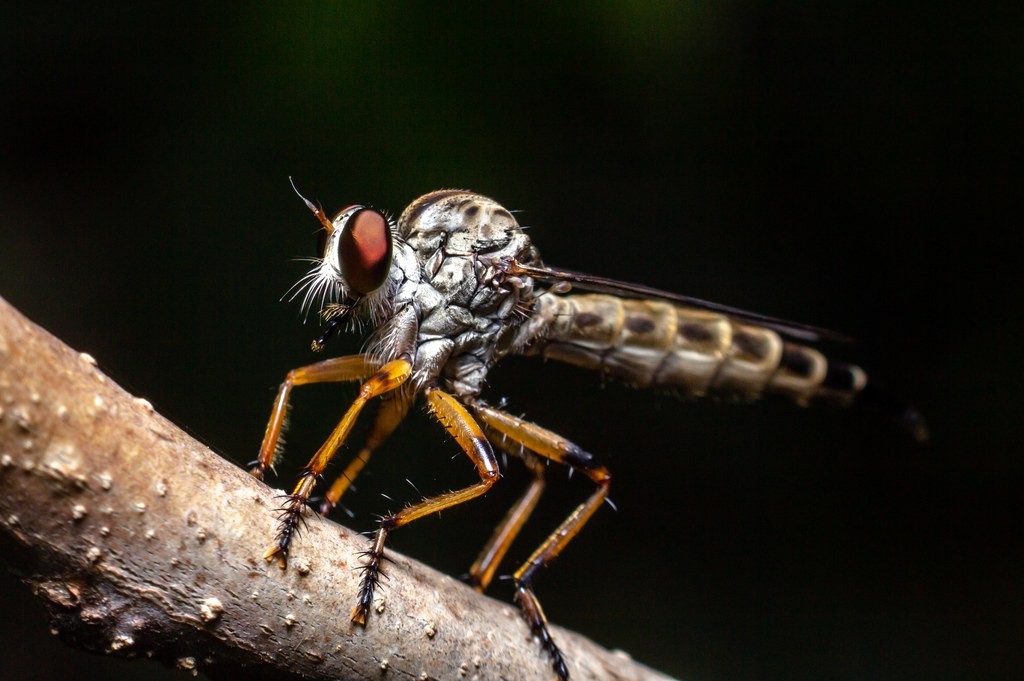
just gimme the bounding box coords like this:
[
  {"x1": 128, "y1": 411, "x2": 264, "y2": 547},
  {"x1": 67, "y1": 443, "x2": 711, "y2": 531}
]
[{"x1": 510, "y1": 261, "x2": 854, "y2": 344}]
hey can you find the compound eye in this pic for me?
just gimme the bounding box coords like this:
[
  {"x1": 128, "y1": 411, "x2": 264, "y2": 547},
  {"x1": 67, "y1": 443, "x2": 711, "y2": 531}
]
[{"x1": 339, "y1": 208, "x2": 392, "y2": 295}]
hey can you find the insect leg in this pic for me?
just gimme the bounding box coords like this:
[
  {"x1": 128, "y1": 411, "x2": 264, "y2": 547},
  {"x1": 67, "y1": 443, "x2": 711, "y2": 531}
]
[
  {"x1": 466, "y1": 436, "x2": 545, "y2": 593},
  {"x1": 251, "y1": 354, "x2": 381, "y2": 478},
  {"x1": 263, "y1": 358, "x2": 411, "y2": 568},
  {"x1": 351, "y1": 387, "x2": 499, "y2": 625},
  {"x1": 318, "y1": 395, "x2": 410, "y2": 516},
  {"x1": 472, "y1": 402, "x2": 611, "y2": 681}
]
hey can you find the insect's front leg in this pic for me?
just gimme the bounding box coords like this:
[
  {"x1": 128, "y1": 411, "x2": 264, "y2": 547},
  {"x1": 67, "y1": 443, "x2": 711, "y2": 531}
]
[
  {"x1": 318, "y1": 395, "x2": 410, "y2": 516},
  {"x1": 263, "y1": 358, "x2": 412, "y2": 568},
  {"x1": 251, "y1": 354, "x2": 381, "y2": 479}
]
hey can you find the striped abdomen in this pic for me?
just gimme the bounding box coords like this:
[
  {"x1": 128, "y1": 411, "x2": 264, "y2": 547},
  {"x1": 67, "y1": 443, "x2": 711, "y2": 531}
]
[{"x1": 524, "y1": 293, "x2": 866, "y2": 406}]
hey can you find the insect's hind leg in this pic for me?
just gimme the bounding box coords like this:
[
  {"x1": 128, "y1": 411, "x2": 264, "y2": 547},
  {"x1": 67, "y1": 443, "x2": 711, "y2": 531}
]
[
  {"x1": 472, "y1": 402, "x2": 611, "y2": 681},
  {"x1": 251, "y1": 354, "x2": 381, "y2": 478},
  {"x1": 318, "y1": 395, "x2": 410, "y2": 516},
  {"x1": 466, "y1": 436, "x2": 546, "y2": 593},
  {"x1": 263, "y1": 358, "x2": 411, "y2": 568}
]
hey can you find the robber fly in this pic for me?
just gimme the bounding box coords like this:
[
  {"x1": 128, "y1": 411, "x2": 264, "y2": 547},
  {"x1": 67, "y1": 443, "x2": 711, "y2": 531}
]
[{"x1": 250, "y1": 188, "x2": 923, "y2": 680}]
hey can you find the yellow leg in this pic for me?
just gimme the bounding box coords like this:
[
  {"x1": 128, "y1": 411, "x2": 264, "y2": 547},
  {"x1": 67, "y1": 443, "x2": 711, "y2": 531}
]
[
  {"x1": 263, "y1": 358, "x2": 411, "y2": 568},
  {"x1": 319, "y1": 396, "x2": 410, "y2": 516},
  {"x1": 251, "y1": 354, "x2": 381, "y2": 478},
  {"x1": 351, "y1": 387, "x2": 499, "y2": 625},
  {"x1": 466, "y1": 439, "x2": 546, "y2": 593},
  {"x1": 473, "y1": 402, "x2": 611, "y2": 681}
]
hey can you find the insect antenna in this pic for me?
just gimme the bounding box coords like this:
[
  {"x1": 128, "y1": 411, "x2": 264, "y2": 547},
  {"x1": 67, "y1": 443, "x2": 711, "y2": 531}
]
[{"x1": 289, "y1": 176, "x2": 333, "y2": 232}]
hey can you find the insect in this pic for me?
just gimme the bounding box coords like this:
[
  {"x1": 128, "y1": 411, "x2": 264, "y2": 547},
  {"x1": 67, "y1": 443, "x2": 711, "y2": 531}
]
[{"x1": 251, "y1": 188, "x2": 922, "y2": 680}]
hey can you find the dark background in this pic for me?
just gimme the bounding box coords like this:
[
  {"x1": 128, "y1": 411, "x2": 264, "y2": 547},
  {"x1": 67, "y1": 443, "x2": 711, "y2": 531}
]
[{"x1": 1, "y1": 3, "x2": 1019, "y2": 680}]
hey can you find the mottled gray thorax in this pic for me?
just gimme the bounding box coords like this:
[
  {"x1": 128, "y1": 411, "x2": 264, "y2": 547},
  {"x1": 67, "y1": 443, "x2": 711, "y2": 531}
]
[{"x1": 372, "y1": 191, "x2": 542, "y2": 398}]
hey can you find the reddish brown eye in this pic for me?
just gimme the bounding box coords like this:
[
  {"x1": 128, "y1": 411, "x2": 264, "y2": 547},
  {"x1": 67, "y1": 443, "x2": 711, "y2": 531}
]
[{"x1": 339, "y1": 208, "x2": 392, "y2": 294}]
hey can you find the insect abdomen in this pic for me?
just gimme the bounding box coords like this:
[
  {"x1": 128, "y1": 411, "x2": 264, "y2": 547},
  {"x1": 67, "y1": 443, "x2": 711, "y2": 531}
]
[{"x1": 527, "y1": 293, "x2": 865, "y2": 405}]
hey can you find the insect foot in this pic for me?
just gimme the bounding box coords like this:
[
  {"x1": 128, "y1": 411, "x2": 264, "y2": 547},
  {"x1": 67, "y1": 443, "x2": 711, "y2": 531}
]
[
  {"x1": 249, "y1": 462, "x2": 267, "y2": 480},
  {"x1": 514, "y1": 581, "x2": 569, "y2": 681},
  {"x1": 350, "y1": 519, "x2": 393, "y2": 625},
  {"x1": 263, "y1": 489, "x2": 312, "y2": 569}
]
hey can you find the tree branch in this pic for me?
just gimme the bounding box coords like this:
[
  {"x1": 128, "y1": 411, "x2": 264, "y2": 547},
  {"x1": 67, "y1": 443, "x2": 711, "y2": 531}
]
[{"x1": 0, "y1": 296, "x2": 675, "y2": 681}]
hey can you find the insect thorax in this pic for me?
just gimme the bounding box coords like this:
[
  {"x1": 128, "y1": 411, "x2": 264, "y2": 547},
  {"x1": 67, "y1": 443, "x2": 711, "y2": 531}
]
[{"x1": 374, "y1": 191, "x2": 543, "y2": 398}]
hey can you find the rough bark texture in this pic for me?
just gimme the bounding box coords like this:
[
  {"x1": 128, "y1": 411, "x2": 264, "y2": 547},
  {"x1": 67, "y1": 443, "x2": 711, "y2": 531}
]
[{"x1": 0, "y1": 296, "x2": 675, "y2": 681}]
